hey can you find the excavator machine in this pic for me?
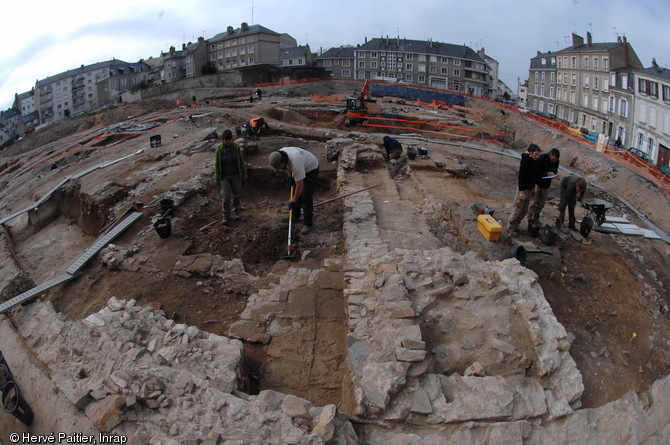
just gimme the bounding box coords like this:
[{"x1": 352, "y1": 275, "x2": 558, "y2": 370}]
[{"x1": 345, "y1": 79, "x2": 370, "y2": 126}]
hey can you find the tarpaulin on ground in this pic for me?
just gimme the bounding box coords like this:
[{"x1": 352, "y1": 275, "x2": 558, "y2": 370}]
[{"x1": 370, "y1": 84, "x2": 466, "y2": 106}]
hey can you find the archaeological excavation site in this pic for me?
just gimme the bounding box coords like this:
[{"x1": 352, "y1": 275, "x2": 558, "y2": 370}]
[{"x1": 1, "y1": 80, "x2": 670, "y2": 444}]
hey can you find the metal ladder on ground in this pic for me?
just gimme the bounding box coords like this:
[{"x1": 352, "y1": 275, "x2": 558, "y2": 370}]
[{"x1": 0, "y1": 212, "x2": 143, "y2": 314}]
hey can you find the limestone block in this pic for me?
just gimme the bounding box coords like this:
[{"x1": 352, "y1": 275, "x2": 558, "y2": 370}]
[
  {"x1": 282, "y1": 394, "x2": 312, "y2": 419},
  {"x1": 395, "y1": 347, "x2": 427, "y2": 362},
  {"x1": 464, "y1": 362, "x2": 485, "y2": 377},
  {"x1": 85, "y1": 395, "x2": 125, "y2": 432},
  {"x1": 409, "y1": 388, "x2": 433, "y2": 414},
  {"x1": 312, "y1": 404, "x2": 337, "y2": 441},
  {"x1": 228, "y1": 320, "x2": 270, "y2": 344}
]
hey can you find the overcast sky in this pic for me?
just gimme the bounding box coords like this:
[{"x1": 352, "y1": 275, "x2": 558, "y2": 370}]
[{"x1": 2, "y1": 0, "x2": 669, "y2": 111}]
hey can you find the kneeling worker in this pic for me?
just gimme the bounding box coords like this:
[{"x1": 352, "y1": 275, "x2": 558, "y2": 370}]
[
  {"x1": 383, "y1": 136, "x2": 403, "y2": 160},
  {"x1": 269, "y1": 147, "x2": 320, "y2": 235},
  {"x1": 247, "y1": 117, "x2": 266, "y2": 138}
]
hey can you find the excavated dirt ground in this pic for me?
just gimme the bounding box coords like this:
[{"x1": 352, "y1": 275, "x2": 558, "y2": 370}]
[{"x1": 1, "y1": 80, "x2": 670, "y2": 434}]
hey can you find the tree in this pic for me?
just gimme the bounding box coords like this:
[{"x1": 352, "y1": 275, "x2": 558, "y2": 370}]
[{"x1": 202, "y1": 62, "x2": 217, "y2": 75}]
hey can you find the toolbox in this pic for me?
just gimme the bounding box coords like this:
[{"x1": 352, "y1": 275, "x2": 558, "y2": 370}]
[{"x1": 477, "y1": 214, "x2": 502, "y2": 241}]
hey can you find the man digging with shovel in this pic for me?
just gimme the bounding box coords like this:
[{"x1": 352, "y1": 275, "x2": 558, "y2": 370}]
[{"x1": 269, "y1": 147, "x2": 319, "y2": 235}]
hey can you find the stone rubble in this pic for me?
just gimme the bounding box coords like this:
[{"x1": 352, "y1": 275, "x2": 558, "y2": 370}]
[{"x1": 9, "y1": 298, "x2": 357, "y2": 444}]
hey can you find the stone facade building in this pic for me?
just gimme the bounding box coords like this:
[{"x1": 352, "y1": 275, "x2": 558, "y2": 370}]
[
  {"x1": 316, "y1": 46, "x2": 355, "y2": 78},
  {"x1": 527, "y1": 51, "x2": 557, "y2": 115},
  {"x1": 352, "y1": 37, "x2": 490, "y2": 95},
  {"x1": 631, "y1": 63, "x2": 670, "y2": 166},
  {"x1": 554, "y1": 33, "x2": 642, "y2": 136}
]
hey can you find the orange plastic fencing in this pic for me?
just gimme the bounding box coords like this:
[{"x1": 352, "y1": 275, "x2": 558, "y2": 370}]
[{"x1": 309, "y1": 94, "x2": 342, "y2": 103}]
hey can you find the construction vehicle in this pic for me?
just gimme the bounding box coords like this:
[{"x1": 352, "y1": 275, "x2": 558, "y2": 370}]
[{"x1": 344, "y1": 79, "x2": 370, "y2": 126}]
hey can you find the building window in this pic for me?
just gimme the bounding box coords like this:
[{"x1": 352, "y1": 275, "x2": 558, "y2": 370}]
[
  {"x1": 620, "y1": 99, "x2": 628, "y2": 117},
  {"x1": 650, "y1": 107, "x2": 657, "y2": 127},
  {"x1": 594, "y1": 57, "x2": 599, "y2": 70},
  {"x1": 441, "y1": 67, "x2": 448, "y2": 74},
  {"x1": 371, "y1": 61, "x2": 377, "y2": 69},
  {"x1": 571, "y1": 56, "x2": 576, "y2": 68},
  {"x1": 430, "y1": 56, "x2": 437, "y2": 63},
  {"x1": 571, "y1": 73, "x2": 576, "y2": 86},
  {"x1": 638, "y1": 133, "x2": 644, "y2": 149},
  {"x1": 594, "y1": 76, "x2": 599, "y2": 90},
  {"x1": 541, "y1": 58, "x2": 546, "y2": 65},
  {"x1": 541, "y1": 85, "x2": 545, "y2": 96},
  {"x1": 583, "y1": 94, "x2": 589, "y2": 107},
  {"x1": 541, "y1": 72, "x2": 546, "y2": 82},
  {"x1": 324, "y1": 60, "x2": 332, "y2": 67},
  {"x1": 406, "y1": 63, "x2": 413, "y2": 70},
  {"x1": 418, "y1": 55, "x2": 426, "y2": 62},
  {"x1": 405, "y1": 73, "x2": 413, "y2": 81},
  {"x1": 452, "y1": 80, "x2": 459, "y2": 90},
  {"x1": 248, "y1": 46, "x2": 254, "y2": 54},
  {"x1": 604, "y1": 58, "x2": 609, "y2": 71},
  {"x1": 371, "y1": 52, "x2": 378, "y2": 58},
  {"x1": 664, "y1": 113, "x2": 670, "y2": 134},
  {"x1": 342, "y1": 69, "x2": 350, "y2": 77},
  {"x1": 609, "y1": 96, "x2": 616, "y2": 113},
  {"x1": 406, "y1": 54, "x2": 413, "y2": 60},
  {"x1": 358, "y1": 61, "x2": 365, "y2": 68},
  {"x1": 550, "y1": 86, "x2": 555, "y2": 99},
  {"x1": 418, "y1": 75, "x2": 425, "y2": 82},
  {"x1": 534, "y1": 85, "x2": 538, "y2": 95},
  {"x1": 583, "y1": 56, "x2": 589, "y2": 69},
  {"x1": 534, "y1": 72, "x2": 539, "y2": 82},
  {"x1": 441, "y1": 57, "x2": 448, "y2": 63},
  {"x1": 593, "y1": 96, "x2": 599, "y2": 111},
  {"x1": 430, "y1": 66, "x2": 437, "y2": 73},
  {"x1": 584, "y1": 75, "x2": 590, "y2": 88},
  {"x1": 550, "y1": 72, "x2": 555, "y2": 83},
  {"x1": 454, "y1": 69, "x2": 460, "y2": 77},
  {"x1": 342, "y1": 60, "x2": 350, "y2": 66},
  {"x1": 418, "y1": 64, "x2": 426, "y2": 72},
  {"x1": 454, "y1": 59, "x2": 461, "y2": 66}
]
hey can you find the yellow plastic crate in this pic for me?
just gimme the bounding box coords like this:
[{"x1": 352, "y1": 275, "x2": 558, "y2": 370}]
[{"x1": 477, "y1": 214, "x2": 502, "y2": 241}]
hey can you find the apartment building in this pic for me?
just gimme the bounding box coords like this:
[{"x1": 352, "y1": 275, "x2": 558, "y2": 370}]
[
  {"x1": 555, "y1": 33, "x2": 642, "y2": 137},
  {"x1": 527, "y1": 51, "x2": 557, "y2": 115},
  {"x1": 96, "y1": 61, "x2": 153, "y2": 107},
  {"x1": 606, "y1": 68, "x2": 636, "y2": 147},
  {"x1": 632, "y1": 63, "x2": 670, "y2": 166},
  {"x1": 1, "y1": 108, "x2": 21, "y2": 144},
  {"x1": 517, "y1": 81, "x2": 529, "y2": 108},
  {"x1": 207, "y1": 23, "x2": 297, "y2": 71},
  {"x1": 35, "y1": 60, "x2": 123, "y2": 125},
  {"x1": 316, "y1": 46, "x2": 355, "y2": 78},
  {"x1": 353, "y1": 37, "x2": 490, "y2": 95},
  {"x1": 280, "y1": 45, "x2": 313, "y2": 67}
]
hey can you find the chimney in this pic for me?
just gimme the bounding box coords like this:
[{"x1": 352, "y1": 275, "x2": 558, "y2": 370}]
[
  {"x1": 169, "y1": 46, "x2": 175, "y2": 53},
  {"x1": 365, "y1": 36, "x2": 367, "y2": 44},
  {"x1": 227, "y1": 26, "x2": 234, "y2": 35},
  {"x1": 198, "y1": 36, "x2": 204, "y2": 43},
  {"x1": 572, "y1": 33, "x2": 584, "y2": 48},
  {"x1": 182, "y1": 43, "x2": 186, "y2": 50},
  {"x1": 241, "y1": 22, "x2": 249, "y2": 31},
  {"x1": 652, "y1": 58, "x2": 659, "y2": 68},
  {"x1": 586, "y1": 32, "x2": 592, "y2": 46},
  {"x1": 537, "y1": 51, "x2": 541, "y2": 57},
  {"x1": 623, "y1": 36, "x2": 629, "y2": 66}
]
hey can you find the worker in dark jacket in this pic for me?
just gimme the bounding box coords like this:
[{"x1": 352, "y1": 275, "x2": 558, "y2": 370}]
[
  {"x1": 215, "y1": 129, "x2": 248, "y2": 224},
  {"x1": 527, "y1": 148, "x2": 560, "y2": 221},
  {"x1": 507, "y1": 144, "x2": 541, "y2": 236},
  {"x1": 556, "y1": 175, "x2": 587, "y2": 231},
  {"x1": 382, "y1": 136, "x2": 403, "y2": 159}
]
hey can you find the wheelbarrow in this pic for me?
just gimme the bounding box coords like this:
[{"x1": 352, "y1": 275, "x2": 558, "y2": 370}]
[{"x1": 581, "y1": 198, "x2": 612, "y2": 226}]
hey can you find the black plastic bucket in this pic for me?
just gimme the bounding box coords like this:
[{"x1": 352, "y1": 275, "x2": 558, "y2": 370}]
[
  {"x1": 527, "y1": 219, "x2": 542, "y2": 237},
  {"x1": 540, "y1": 225, "x2": 559, "y2": 245},
  {"x1": 504, "y1": 245, "x2": 527, "y2": 267},
  {"x1": 580, "y1": 216, "x2": 594, "y2": 238},
  {"x1": 154, "y1": 218, "x2": 172, "y2": 238},
  {"x1": 2, "y1": 381, "x2": 34, "y2": 425},
  {"x1": 159, "y1": 199, "x2": 174, "y2": 213},
  {"x1": 150, "y1": 135, "x2": 162, "y2": 148},
  {"x1": 407, "y1": 147, "x2": 417, "y2": 160}
]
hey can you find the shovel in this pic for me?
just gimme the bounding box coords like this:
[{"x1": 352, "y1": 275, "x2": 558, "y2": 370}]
[{"x1": 285, "y1": 175, "x2": 298, "y2": 260}]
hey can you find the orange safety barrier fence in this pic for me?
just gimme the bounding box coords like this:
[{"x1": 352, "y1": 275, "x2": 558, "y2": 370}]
[
  {"x1": 365, "y1": 115, "x2": 507, "y2": 138},
  {"x1": 309, "y1": 94, "x2": 342, "y2": 103},
  {"x1": 360, "y1": 121, "x2": 504, "y2": 145}
]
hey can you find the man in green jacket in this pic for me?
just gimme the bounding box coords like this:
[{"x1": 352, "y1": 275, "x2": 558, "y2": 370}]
[{"x1": 215, "y1": 129, "x2": 248, "y2": 224}]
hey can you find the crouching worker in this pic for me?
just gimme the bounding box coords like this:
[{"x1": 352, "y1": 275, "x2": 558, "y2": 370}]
[
  {"x1": 247, "y1": 117, "x2": 267, "y2": 138},
  {"x1": 383, "y1": 136, "x2": 403, "y2": 160},
  {"x1": 269, "y1": 147, "x2": 320, "y2": 235},
  {"x1": 215, "y1": 129, "x2": 248, "y2": 224},
  {"x1": 555, "y1": 175, "x2": 587, "y2": 231}
]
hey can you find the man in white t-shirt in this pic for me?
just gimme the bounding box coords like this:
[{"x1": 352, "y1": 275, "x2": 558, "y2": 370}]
[{"x1": 269, "y1": 147, "x2": 320, "y2": 235}]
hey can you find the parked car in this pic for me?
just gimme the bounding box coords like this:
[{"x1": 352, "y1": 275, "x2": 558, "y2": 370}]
[
  {"x1": 585, "y1": 131, "x2": 599, "y2": 142},
  {"x1": 627, "y1": 147, "x2": 653, "y2": 163},
  {"x1": 659, "y1": 165, "x2": 670, "y2": 178},
  {"x1": 517, "y1": 106, "x2": 530, "y2": 114},
  {"x1": 567, "y1": 125, "x2": 589, "y2": 137}
]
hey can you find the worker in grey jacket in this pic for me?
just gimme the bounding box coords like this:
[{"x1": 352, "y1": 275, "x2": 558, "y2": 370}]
[{"x1": 555, "y1": 175, "x2": 587, "y2": 230}]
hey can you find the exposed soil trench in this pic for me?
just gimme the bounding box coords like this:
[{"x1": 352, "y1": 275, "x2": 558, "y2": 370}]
[{"x1": 2, "y1": 84, "x2": 669, "y2": 420}]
